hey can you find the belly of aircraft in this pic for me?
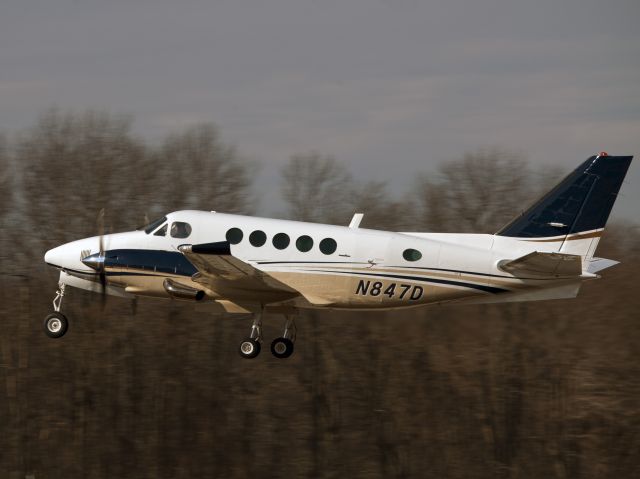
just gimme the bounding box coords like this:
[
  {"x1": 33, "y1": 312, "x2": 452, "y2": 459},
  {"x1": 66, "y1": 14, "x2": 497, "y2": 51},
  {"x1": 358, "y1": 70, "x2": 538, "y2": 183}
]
[{"x1": 266, "y1": 267, "x2": 500, "y2": 309}]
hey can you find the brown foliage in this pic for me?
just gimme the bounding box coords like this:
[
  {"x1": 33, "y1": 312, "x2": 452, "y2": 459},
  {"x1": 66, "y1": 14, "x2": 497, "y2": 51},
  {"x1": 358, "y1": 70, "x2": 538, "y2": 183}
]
[
  {"x1": 281, "y1": 153, "x2": 410, "y2": 230},
  {"x1": 414, "y1": 148, "x2": 555, "y2": 233},
  {"x1": 152, "y1": 123, "x2": 254, "y2": 214},
  {"x1": 1, "y1": 115, "x2": 639, "y2": 478}
]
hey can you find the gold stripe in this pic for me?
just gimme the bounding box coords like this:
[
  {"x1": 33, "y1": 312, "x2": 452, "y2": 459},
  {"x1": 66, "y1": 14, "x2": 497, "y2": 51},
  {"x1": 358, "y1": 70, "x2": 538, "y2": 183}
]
[{"x1": 522, "y1": 230, "x2": 602, "y2": 242}]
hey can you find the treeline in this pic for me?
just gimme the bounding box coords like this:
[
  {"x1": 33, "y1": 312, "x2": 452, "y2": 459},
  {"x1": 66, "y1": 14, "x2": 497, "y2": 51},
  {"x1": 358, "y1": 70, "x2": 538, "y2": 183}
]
[{"x1": 0, "y1": 109, "x2": 638, "y2": 478}]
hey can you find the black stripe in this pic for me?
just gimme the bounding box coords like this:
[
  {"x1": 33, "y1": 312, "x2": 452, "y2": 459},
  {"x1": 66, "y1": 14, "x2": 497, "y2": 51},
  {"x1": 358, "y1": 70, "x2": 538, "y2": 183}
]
[
  {"x1": 309, "y1": 269, "x2": 509, "y2": 294},
  {"x1": 257, "y1": 260, "x2": 370, "y2": 265},
  {"x1": 389, "y1": 265, "x2": 551, "y2": 281},
  {"x1": 190, "y1": 241, "x2": 231, "y2": 255},
  {"x1": 256, "y1": 260, "x2": 550, "y2": 281}
]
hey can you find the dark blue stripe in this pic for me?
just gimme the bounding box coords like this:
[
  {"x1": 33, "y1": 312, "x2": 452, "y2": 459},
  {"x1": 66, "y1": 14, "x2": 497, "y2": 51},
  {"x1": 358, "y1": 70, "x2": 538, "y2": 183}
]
[{"x1": 103, "y1": 249, "x2": 197, "y2": 276}]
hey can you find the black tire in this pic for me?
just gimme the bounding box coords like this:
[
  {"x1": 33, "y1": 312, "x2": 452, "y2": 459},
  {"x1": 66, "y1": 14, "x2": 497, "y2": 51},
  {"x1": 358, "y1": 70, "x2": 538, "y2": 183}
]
[
  {"x1": 238, "y1": 338, "x2": 261, "y2": 359},
  {"x1": 270, "y1": 337, "x2": 294, "y2": 359},
  {"x1": 43, "y1": 312, "x2": 69, "y2": 339}
]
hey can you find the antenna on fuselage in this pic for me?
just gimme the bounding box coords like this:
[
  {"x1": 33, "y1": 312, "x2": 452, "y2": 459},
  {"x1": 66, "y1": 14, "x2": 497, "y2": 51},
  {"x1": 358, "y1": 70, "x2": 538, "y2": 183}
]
[{"x1": 349, "y1": 213, "x2": 364, "y2": 229}]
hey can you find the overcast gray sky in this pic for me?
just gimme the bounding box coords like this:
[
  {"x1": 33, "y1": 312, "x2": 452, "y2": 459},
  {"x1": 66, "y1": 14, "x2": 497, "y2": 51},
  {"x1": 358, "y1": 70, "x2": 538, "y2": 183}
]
[{"x1": 2, "y1": 0, "x2": 639, "y2": 221}]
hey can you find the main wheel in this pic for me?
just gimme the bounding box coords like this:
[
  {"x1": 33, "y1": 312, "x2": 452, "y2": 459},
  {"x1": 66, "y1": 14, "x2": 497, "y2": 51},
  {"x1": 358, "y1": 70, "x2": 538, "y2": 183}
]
[
  {"x1": 270, "y1": 337, "x2": 294, "y2": 359},
  {"x1": 44, "y1": 312, "x2": 69, "y2": 339},
  {"x1": 238, "y1": 338, "x2": 261, "y2": 359}
]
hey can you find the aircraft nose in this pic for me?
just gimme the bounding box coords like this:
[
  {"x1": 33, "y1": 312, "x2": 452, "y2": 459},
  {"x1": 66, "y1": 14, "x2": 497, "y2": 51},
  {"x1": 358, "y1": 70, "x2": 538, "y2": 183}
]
[
  {"x1": 44, "y1": 245, "x2": 64, "y2": 266},
  {"x1": 44, "y1": 241, "x2": 91, "y2": 271}
]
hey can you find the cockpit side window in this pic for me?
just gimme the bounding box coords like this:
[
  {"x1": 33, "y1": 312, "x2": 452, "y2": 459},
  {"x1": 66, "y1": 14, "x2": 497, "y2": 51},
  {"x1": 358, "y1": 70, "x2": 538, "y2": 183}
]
[
  {"x1": 154, "y1": 224, "x2": 167, "y2": 236},
  {"x1": 142, "y1": 216, "x2": 167, "y2": 234},
  {"x1": 170, "y1": 221, "x2": 192, "y2": 238}
]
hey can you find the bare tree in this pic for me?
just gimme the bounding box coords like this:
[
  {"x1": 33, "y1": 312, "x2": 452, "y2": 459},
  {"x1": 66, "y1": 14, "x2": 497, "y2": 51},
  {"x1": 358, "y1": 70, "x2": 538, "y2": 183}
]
[
  {"x1": 152, "y1": 123, "x2": 254, "y2": 215},
  {"x1": 0, "y1": 133, "x2": 9, "y2": 220},
  {"x1": 280, "y1": 152, "x2": 415, "y2": 230},
  {"x1": 16, "y1": 112, "x2": 254, "y2": 252},
  {"x1": 414, "y1": 148, "x2": 533, "y2": 233},
  {"x1": 17, "y1": 108, "x2": 149, "y2": 247},
  {"x1": 281, "y1": 152, "x2": 355, "y2": 224},
  {"x1": 4, "y1": 116, "x2": 640, "y2": 479},
  {"x1": 351, "y1": 180, "x2": 410, "y2": 231}
]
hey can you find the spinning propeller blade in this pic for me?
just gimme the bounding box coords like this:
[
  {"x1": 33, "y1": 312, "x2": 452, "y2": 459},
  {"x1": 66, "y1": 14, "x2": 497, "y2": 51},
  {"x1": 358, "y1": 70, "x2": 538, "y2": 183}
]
[{"x1": 96, "y1": 208, "x2": 107, "y2": 306}]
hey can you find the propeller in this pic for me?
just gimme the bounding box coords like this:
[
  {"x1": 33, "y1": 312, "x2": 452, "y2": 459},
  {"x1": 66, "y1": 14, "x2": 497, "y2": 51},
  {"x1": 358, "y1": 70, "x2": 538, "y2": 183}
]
[
  {"x1": 80, "y1": 208, "x2": 109, "y2": 308},
  {"x1": 96, "y1": 208, "x2": 107, "y2": 306}
]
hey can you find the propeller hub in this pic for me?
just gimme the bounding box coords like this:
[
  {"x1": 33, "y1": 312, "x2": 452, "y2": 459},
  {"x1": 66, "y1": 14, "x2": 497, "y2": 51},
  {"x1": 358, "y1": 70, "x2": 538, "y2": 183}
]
[{"x1": 81, "y1": 253, "x2": 105, "y2": 271}]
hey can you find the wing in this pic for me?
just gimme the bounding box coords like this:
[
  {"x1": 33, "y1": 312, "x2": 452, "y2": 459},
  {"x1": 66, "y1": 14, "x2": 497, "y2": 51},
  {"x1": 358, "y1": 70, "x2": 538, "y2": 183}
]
[
  {"x1": 498, "y1": 251, "x2": 582, "y2": 277},
  {"x1": 178, "y1": 242, "x2": 296, "y2": 295}
]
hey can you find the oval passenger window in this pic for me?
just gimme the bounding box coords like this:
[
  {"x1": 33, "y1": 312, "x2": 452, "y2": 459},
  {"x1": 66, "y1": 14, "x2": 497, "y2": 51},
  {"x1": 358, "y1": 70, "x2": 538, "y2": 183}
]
[
  {"x1": 272, "y1": 233, "x2": 290, "y2": 250},
  {"x1": 319, "y1": 238, "x2": 337, "y2": 255},
  {"x1": 249, "y1": 230, "x2": 267, "y2": 247},
  {"x1": 296, "y1": 235, "x2": 314, "y2": 252},
  {"x1": 402, "y1": 248, "x2": 422, "y2": 262},
  {"x1": 226, "y1": 227, "x2": 243, "y2": 244}
]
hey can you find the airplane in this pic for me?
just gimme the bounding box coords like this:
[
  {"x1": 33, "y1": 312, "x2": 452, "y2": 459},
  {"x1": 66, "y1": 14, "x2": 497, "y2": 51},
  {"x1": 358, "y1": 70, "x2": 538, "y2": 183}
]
[{"x1": 44, "y1": 153, "x2": 633, "y2": 359}]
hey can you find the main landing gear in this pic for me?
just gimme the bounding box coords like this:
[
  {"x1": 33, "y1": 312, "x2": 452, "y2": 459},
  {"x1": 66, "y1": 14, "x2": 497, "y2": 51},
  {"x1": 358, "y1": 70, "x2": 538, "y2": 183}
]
[
  {"x1": 238, "y1": 312, "x2": 297, "y2": 360},
  {"x1": 238, "y1": 312, "x2": 263, "y2": 359},
  {"x1": 44, "y1": 283, "x2": 69, "y2": 339}
]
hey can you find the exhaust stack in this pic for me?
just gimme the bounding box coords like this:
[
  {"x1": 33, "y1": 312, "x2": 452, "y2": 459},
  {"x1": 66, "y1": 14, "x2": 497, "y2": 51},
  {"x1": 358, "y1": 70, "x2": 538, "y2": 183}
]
[{"x1": 163, "y1": 278, "x2": 205, "y2": 301}]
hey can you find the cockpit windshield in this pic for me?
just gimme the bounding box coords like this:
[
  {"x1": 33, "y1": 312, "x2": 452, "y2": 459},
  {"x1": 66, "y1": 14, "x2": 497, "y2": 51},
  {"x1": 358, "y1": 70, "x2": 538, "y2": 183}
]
[{"x1": 140, "y1": 216, "x2": 167, "y2": 234}]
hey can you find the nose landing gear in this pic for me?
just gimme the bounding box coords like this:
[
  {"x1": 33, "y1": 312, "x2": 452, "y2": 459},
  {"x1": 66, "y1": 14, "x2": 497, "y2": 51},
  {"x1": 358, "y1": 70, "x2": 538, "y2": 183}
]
[{"x1": 44, "y1": 283, "x2": 69, "y2": 338}]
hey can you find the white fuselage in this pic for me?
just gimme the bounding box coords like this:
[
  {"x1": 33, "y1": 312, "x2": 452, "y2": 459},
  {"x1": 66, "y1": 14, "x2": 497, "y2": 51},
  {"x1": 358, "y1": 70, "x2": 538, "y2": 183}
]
[{"x1": 45, "y1": 210, "x2": 592, "y2": 313}]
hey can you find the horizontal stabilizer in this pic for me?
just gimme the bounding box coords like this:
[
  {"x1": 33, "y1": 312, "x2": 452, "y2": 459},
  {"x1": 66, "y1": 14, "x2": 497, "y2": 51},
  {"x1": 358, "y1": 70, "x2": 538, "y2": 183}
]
[
  {"x1": 499, "y1": 251, "x2": 582, "y2": 277},
  {"x1": 586, "y1": 257, "x2": 619, "y2": 274},
  {"x1": 462, "y1": 281, "x2": 582, "y2": 304}
]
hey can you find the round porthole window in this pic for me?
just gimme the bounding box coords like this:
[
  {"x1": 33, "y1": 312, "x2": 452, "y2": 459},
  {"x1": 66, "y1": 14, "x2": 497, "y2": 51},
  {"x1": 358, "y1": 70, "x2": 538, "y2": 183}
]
[
  {"x1": 249, "y1": 230, "x2": 267, "y2": 247},
  {"x1": 226, "y1": 228, "x2": 243, "y2": 244},
  {"x1": 296, "y1": 235, "x2": 314, "y2": 252},
  {"x1": 272, "y1": 233, "x2": 290, "y2": 250},
  {"x1": 319, "y1": 238, "x2": 337, "y2": 255},
  {"x1": 403, "y1": 248, "x2": 422, "y2": 262}
]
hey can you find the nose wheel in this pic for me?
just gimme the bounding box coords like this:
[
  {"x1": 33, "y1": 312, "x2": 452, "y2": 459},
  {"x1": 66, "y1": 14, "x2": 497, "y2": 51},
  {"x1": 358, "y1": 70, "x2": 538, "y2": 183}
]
[
  {"x1": 44, "y1": 283, "x2": 69, "y2": 338},
  {"x1": 44, "y1": 312, "x2": 69, "y2": 338}
]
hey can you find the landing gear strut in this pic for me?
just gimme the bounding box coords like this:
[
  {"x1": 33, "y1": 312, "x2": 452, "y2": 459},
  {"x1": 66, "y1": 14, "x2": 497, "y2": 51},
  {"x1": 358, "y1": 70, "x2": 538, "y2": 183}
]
[
  {"x1": 238, "y1": 311, "x2": 262, "y2": 359},
  {"x1": 44, "y1": 283, "x2": 69, "y2": 339},
  {"x1": 270, "y1": 315, "x2": 296, "y2": 359}
]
